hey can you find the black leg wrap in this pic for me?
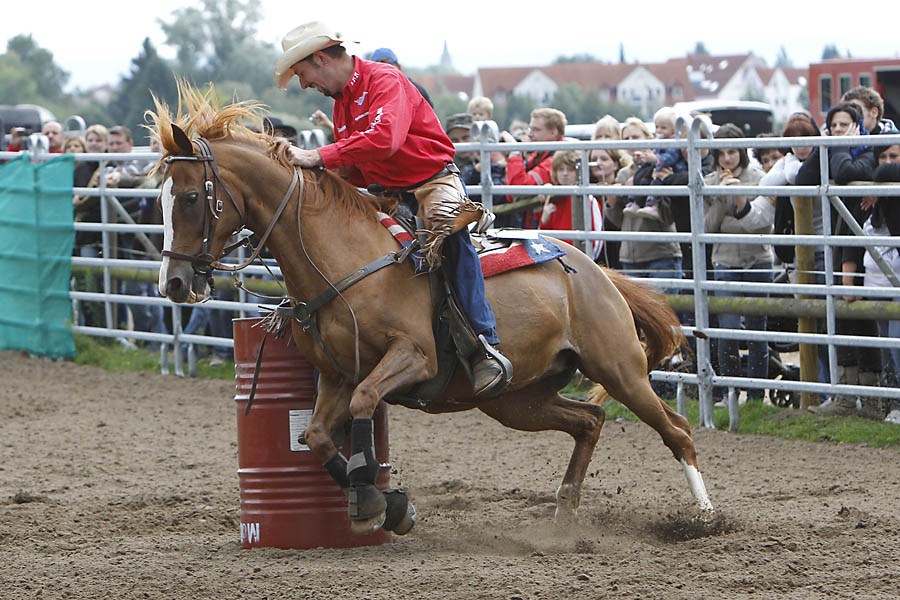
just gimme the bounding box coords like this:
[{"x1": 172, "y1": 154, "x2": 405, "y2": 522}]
[
  {"x1": 322, "y1": 452, "x2": 350, "y2": 491},
  {"x1": 382, "y1": 489, "x2": 415, "y2": 534},
  {"x1": 347, "y1": 483, "x2": 387, "y2": 521},
  {"x1": 346, "y1": 418, "x2": 386, "y2": 523},
  {"x1": 347, "y1": 418, "x2": 379, "y2": 486}
]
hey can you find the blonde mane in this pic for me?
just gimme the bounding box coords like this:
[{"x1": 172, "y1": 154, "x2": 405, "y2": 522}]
[{"x1": 144, "y1": 79, "x2": 380, "y2": 221}]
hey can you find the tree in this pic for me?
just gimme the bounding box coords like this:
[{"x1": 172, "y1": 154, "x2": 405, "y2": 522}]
[
  {"x1": 775, "y1": 46, "x2": 793, "y2": 69},
  {"x1": 692, "y1": 42, "x2": 710, "y2": 56},
  {"x1": 822, "y1": 44, "x2": 841, "y2": 60},
  {"x1": 158, "y1": 0, "x2": 277, "y2": 94},
  {"x1": 0, "y1": 52, "x2": 40, "y2": 104},
  {"x1": 5, "y1": 34, "x2": 69, "y2": 101},
  {"x1": 110, "y1": 39, "x2": 179, "y2": 143}
]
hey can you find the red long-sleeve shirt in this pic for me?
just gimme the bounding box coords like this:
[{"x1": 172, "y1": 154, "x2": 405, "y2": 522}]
[{"x1": 317, "y1": 57, "x2": 454, "y2": 189}]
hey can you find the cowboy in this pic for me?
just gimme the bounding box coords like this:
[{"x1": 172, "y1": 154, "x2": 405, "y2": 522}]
[{"x1": 273, "y1": 21, "x2": 511, "y2": 397}]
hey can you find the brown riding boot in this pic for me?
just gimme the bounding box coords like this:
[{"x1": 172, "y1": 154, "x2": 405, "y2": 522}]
[
  {"x1": 858, "y1": 371, "x2": 884, "y2": 420},
  {"x1": 471, "y1": 337, "x2": 513, "y2": 397}
]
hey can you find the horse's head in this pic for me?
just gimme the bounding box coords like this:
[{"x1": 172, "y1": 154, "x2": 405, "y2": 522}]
[{"x1": 157, "y1": 124, "x2": 244, "y2": 304}]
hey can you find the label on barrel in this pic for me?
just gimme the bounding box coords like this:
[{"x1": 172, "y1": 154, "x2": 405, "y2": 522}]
[
  {"x1": 289, "y1": 409, "x2": 312, "y2": 452},
  {"x1": 241, "y1": 522, "x2": 260, "y2": 545}
]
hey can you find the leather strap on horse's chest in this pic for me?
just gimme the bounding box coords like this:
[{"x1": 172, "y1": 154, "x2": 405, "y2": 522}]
[{"x1": 271, "y1": 240, "x2": 421, "y2": 382}]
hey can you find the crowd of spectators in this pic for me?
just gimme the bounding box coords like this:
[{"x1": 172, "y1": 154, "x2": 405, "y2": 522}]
[
  {"x1": 438, "y1": 85, "x2": 899, "y2": 422},
  {"x1": 5, "y1": 79, "x2": 898, "y2": 420}
]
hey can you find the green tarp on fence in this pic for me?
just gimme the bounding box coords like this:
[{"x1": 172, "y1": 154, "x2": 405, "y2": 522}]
[{"x1": 0, "y1": 154, "x2": 75, "y2": 358}]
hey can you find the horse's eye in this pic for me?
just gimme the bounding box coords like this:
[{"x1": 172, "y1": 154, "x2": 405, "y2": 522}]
[{"x1": 182, "y1": 191, "x2": 200, "y2": 206}]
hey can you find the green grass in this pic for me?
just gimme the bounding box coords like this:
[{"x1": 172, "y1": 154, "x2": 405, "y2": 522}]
[
  {"x1": 561, "y1": 378, "x2": 900, "y2": 448},
  {"x1": 70, "y1": 342, "x2": 900, "y2": 447},
  {"x1": 73, "y1": 333, "x2": 234, "y2": 380}
]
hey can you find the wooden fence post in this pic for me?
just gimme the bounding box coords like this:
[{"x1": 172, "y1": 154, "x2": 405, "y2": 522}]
[{"x1": 792, "y1": 195, "x2": 818, "y2": 409}]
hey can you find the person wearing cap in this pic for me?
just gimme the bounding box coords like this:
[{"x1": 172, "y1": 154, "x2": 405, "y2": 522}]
[
  {"x1": 273, "y1": 21, "x2": 511, "y2": 398},
  {"x1": 447, "y1": 113, "x2": 519, "y2": 228},
  {"x1": 370, "y1": 47, "x2": 433, "y2": 107},
  {"x1": 263, "y1": 116, "x2": 299, "y2": 145}
]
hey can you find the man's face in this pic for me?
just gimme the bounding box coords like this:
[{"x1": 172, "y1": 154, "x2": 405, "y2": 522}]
[
  {"x1": 291, "y1": 54, "x2": 339, "y2": 97},
  {"x1": 848, "y1": 99, "x2": 879, "y2": 132},
  {"x1": 878, "y1": 144, "x2": 900, "y2": 165},
  {"x1": 528, "y1": 117, "x2": 557, "y2": 142},
  {"x1": 107, "y1": 133, "x2": 132, "y2": 154},
  {"x1": 42, "y1": 123, "x2": 65, "y2": 151},
  {"x1": 448, "y1": 127, "x2": 475, "y2": 164}
]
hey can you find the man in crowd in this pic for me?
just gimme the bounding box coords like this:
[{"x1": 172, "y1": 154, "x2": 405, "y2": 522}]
[
  {"x1": 500, "y1": 107, "x2": 566, "y2": 227},
  {"x1": 7, "y1": 121, "x2": 66, "y2": 153}
]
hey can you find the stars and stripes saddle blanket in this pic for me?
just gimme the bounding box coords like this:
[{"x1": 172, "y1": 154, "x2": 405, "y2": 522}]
[{"x1": 376, "y1": 211, "x2": 568, "y2": 276}]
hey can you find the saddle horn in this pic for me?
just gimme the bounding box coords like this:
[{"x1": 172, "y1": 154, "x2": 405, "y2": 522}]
[{"x1": 171, "y1": 124, "x2": 194, "y2": 156}]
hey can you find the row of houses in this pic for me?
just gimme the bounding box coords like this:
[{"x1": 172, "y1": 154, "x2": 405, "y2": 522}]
[{"x1": 419, "y1": 52, "x2": 808, "y2": 124}]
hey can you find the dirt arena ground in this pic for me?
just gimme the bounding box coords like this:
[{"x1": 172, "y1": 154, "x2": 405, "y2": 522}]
[{"x1": 1, "y1": 351, "x2": 899, "y2": 599}]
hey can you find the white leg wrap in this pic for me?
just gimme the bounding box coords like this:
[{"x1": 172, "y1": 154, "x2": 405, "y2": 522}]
[{"x1": 681, "y1": 459, "x2": 714, "y2": 512}]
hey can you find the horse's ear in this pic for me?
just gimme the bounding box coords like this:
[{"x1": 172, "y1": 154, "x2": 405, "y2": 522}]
[{"x1": 171, "y1": 124, "x2": 194, "y2": 156}]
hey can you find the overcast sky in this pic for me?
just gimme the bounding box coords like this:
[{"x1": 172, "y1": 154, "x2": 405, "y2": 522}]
[{"x1": 5, "y1": 1, "x2": 900, "y2": 91}]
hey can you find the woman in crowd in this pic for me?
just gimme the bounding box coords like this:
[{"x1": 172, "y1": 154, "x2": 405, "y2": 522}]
[
  {"x1": 590, "y1": 147, "x2": 630, "y2": 267},
  {"x1": 606, "y1": 118, "x2": 682, "y2": 292},
  {"x1": 592, "y1": 115, "x2": 621, "y2": 141},
  {"x1": 797, "y1": 102, "x2": 881, "y2": 416},
  {"x1": 537, "y1": 150, "x2": 603, "y2": 260},
  {"x1": 64, "y1": 136, "x2": 86, "y2": 154},
  {"x1": 703, "y1": 123, "x2": 768, "y2": 400},
  {"x1": 864, "y1": 141, "x2": 900, "y2": 423},
  {"x1": 590, "y1": 116, "x2": 624, "y2": 266}
]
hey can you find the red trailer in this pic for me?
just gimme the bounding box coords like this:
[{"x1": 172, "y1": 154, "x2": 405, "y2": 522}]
[{"x1": 808, "y1": 58, "x2": 900, "y2": 126}]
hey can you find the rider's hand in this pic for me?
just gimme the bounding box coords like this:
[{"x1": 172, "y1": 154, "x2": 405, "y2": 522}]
[{"x1": 289, "y1": 146, "x2": 324, "y2": 168}]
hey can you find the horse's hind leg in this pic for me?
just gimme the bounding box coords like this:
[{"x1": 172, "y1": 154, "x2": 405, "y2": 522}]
[
  {"x1": 583, "y1": 346, "x2": 714, "y2": 512},
  {"x1": 478, "y1": 383, "x2": 606, "y2": 522}
]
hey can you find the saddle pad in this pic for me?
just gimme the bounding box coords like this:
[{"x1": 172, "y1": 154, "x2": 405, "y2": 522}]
[
  {"x1": 377, "y1": 212, "x2": 565, "y2": 278},
  {"x1": 475, "y1": 234, "x2": 567, "y2": 278}
]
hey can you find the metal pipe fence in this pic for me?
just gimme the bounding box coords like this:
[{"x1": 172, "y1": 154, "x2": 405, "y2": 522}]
[{"x1": 4, "y1": 122, "x2": 899, "y2": 428}]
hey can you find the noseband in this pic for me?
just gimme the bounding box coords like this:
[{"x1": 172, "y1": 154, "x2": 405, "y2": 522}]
[{"x1": 161, "y1": 136, "x2": 301, "y2": 295}]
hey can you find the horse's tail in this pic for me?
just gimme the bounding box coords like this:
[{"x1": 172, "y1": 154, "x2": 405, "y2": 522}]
[
  {"x1": 604, "y1": 267, "x2": 686, "y2": 371},
  {"x1": 587, "y1": 268, "x2": 686, "y2": 406}
]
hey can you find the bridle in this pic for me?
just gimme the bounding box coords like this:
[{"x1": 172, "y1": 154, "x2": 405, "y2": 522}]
[{"x1": 160, "y1": 136, "x2": 301, "y2": 296}]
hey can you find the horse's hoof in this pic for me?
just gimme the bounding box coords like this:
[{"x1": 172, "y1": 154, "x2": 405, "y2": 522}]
[
  {"x1": 349, "y1": 511, "x2": 386, "y2": 535},
  {"x1": 553, "y1": 506, "x2": 577, "y2": 525},
  {"x1": 382, "y1": 489, "x2": 417, "y2": 535},
  {"x1": 391, "y1": 500, "x2": 417, "y2": 535},
  {"x1": 348, "y1": 484, "x2": 387, "y2": 535}
]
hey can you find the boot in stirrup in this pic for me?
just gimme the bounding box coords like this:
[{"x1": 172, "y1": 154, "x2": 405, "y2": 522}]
[{"x1": 471, "y1": 334, "x2": 513, "y2": 397}]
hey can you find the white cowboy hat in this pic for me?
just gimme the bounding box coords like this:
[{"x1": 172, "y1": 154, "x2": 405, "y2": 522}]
[{"x1": 273, "y1": 21, "x2": 355, "y2": 90}]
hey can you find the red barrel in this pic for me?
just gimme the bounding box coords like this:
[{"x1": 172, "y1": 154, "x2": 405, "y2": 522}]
[{"x1": 233, "y1": 317, "x2": 391, "y2": 549}]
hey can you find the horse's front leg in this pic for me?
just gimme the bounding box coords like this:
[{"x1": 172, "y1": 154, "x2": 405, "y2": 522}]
[
  {"x1": 346, "y1": 335, "x2": 435, "y2": 535},
  {"x1": 302, "y1": 375, "x2": 353, "y2": 491}
]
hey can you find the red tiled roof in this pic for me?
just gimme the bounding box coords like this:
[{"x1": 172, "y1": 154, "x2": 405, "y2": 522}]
[
  {"x1": 782, "y1": 67, "x2": 808, "y2": 85},
  {"x1": 418, "y1": 74, "x2": 475, "y2": 97}
]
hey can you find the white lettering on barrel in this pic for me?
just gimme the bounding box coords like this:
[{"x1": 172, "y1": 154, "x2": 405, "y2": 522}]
[
  {"x1": 158, "y1": 176, "x2": 175, "y2": 296},
  {"x1": 241, "y1": 522, "x2": 260, "y2": 545}
]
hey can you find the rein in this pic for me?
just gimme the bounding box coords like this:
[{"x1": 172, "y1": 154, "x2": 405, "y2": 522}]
[{"x1": 160, "y1": 135, "x2": 418, "y2": 406}]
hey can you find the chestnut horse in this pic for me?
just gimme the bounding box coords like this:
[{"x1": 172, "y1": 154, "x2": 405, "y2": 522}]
[{"x1": 149, "y1": 84, "x2": 713, "y2": 536}]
